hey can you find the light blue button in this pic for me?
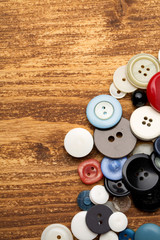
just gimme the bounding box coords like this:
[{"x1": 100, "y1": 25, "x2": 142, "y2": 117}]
[
  {"x1": 134, "y1": 223, "x2": 160, "y2": 240},
  {"x1": 101, "y1": 157, "x2": 127, "y2": 181},
  {"x1": 119, "y1": 228, "x2": 135, "y2": 240},
  {"x1": 86, "y1": 95, "x2": 122, "y2": 129}
]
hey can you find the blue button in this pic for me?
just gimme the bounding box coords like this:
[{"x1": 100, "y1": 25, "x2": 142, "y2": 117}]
[
  {"x1": 86, "y1": 95, "x2": 122, "y2": 129},
  {"x1": 154, "y1": 136, "x2": 160, "y2": 157},
  {"x1": 101, "y1": 157, "x2": 127, "y2": 181},
  {"x1": 77, "y1": 190, "x2": 94, "y2": 211},
  {"x1": 119, "y1": 228, "x2": 135, "y2": 240},
  {"x1": 134, "y1": 223, "x2": 160, "y2": 240}
]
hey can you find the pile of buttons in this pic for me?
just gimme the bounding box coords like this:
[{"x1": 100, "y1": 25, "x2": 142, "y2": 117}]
[{"x1": 41, "y1": 52, "x2": 160, "y2": 240}]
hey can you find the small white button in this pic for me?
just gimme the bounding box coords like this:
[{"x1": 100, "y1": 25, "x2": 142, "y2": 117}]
[
  {"x1": 113, "y1": 65, "x2": 137, "y2": 93},
  {"x1": 130, "y1": 106, "x2": 160, "y2": 141},
  {"x1": 108, "y1": 212, "x2": 128, "y2": 232},
  {"x1": 64, "y1": 128, "x2": 94, "y2": 158},
  {"x1": 109, "y1": 83, "x2": 126, "y2": 99},
  {"x1": 95, "y1": 101, "x2": 114, "y2": 120},
  {"x1": 89, "y1": 185, "x2": 109, "y2": 205},
  {"x1": 132, "y1": 142, "x2": 153, "y2": 155},
  {"x1": 99, "y1": 231, "x2": 118, "y2": 240},
  {"x1": 71, "y1": 211, "x2": 98, "y2": 240},
  {"x1": 41, "y1": 224, "x2": 73, "y2": 240}
]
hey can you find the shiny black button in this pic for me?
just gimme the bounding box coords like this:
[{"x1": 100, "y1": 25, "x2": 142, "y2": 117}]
[
  {"x1": 131, "y1": 89, "x2": 147, "y2": 107},
  {"x1": 104, "y1": 178, "x2": 130, "y2": 197}
]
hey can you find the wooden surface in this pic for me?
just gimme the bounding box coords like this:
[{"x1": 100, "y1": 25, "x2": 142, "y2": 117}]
[{"x1": 1, "y1": 0, "x2": 160, "y2": 239}]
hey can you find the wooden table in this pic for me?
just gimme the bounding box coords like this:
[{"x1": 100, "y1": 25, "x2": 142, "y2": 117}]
[{"x1": 1, "y1": 0, "x2": 160, "y2": 239}]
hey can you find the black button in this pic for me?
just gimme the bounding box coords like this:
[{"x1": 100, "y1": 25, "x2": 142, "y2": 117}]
[
  {"x1": 104, "y1": 178, "x2": 130, "y2": 197},
  {"x1": 122, "y1": 154, "x2": 159, "y2": 194},
  {"x1": 131, "y1": 89, "x2": 147, "y2": 107},
  {"x1": 86, "y1": 204, "x2": 113, "y2": 234}
]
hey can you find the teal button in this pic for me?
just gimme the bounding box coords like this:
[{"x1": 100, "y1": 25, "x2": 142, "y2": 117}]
[{"x1": 134, "y1": 223, "x2": 160, "y2": 240}]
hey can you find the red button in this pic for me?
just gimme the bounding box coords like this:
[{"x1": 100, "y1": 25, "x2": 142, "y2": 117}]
[
  {"x1": 147, "y1": 72, "x2": 160, "y2": 112},
  {"x1": 78, "y1": 159, "x2": 103, "y2": 185}
]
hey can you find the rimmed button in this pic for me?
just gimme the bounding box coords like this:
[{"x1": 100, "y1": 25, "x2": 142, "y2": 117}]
[
  {"x1": 99, "y1": 231, "x2": 118, "y2": 240},
  {"x1": 41, "y1": 224, "x2": 73, "y2": 240},
  {"x1": 77, "y1": 190, "x2": 94, "y2": 211},
  {"x1": 108, "y1": 212, "x2": 128, "y2": 232},
  {"x1": 147, "y1": 72, "x2": 160, "y2": 112},
  {"x1": 78, "y1": 159, "x2": 103, "y2": 184},
  {"x1": 89, "y1": 185, "x2": 109, "y2": 205},
  {"x1": 109, "y1": 83, "x2": 126, "y2": 99},
  {"x1": 134, "y1": 223, "x2": 160, "y2": 240},
  {"x1": 119, "y1": 228, "x2": 135, "y2": 240},
  {"x1": 151, "y1": 152, "x2": 160, "y2": 174},
  {"x1": 126, "y1": 53, "x2": 160, "y2": 89},
  {"x1": 86, "y1": 95, "x2": 122, "y2": 129},
  {"x1": 86, "y1": 205, "x2": 113, "y2": 234},
  {"x1": 112, "y1": 196, "x2": 131, "y2": 213},
  {"x1": 104, "y1": 178, "x2": 130, "y2": 197}
]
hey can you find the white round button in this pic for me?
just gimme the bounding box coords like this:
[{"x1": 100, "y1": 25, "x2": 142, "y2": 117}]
[
  {"x1": 64, "y1": 128, "x2": 94, "y2": 158},
  {"x1": 130, "y1": 106, "x2": 160, "y2": 141},
  {"x1": 95, "y1": 101, "x2": 114, "y2": 120},
  {"x1": 41, "y1": 224, "x2": 73, "y2": 240},
  {"x1": 71, "y1": 211, "x2": 98, "y2": 240},
  {"x1": 109, "y1": 83, "x2": 126, "y2": 99},
  {"x1": 132, "y1": 142, "x2": 154, "y2": 155},
  {"x1": 99, "y1": 231, "x2": 118, "y2": 240},
  {"x1": 89, "y1": 185, "x2": 109, "y2": 204},
  {"x1": 113, "y1": 65, "x2": 137, "y2": 93},
  {"x1": 108, "y1": 212, "x2": 128, "y2": 232}
]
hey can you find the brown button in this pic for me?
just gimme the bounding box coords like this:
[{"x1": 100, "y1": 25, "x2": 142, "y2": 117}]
[{"x1": 94, "y1": 118, "x2": 137, "y2": 158}]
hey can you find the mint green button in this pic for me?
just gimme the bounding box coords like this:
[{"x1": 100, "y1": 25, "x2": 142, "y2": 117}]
[{"x1": 126, "y1": 53, "x2": 160, "y2": 89}]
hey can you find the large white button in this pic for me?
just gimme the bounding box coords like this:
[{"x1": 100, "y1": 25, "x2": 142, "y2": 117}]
[
  {"x1": 113, "y1": 65, "x2": 137, "y2": 93},
  {"x1": 64, "y1": 128, "x2": 94, "y2": 158},
  {"x1": 71, "y1": 211, "x2": 98, "y2": 240},
  {"x1": 41, "y1": 224, "x2": 73, "y2": 240},
  {"x1": 109, "y1": 83, "x2": 126, "y2": 99},
  {"x1": 108, "y1": 212, "x2": 128, "y2": 232},
  {"x1": 130, "y1": 106, "x2": 160, "y2": 141},
  {"x1": 89, "y1": 185, "x2": 109, "y2": 204},
  {"x1": 99, "y1": 231, "x2": 118, "y2": 240}
]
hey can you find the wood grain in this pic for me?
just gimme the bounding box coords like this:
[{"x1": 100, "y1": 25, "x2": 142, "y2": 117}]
[{"x1": 0, "y1": 0, "x2": 160, "y2": 239}]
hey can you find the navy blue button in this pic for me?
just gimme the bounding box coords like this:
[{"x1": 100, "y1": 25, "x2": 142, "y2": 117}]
[
  {"x1": 77, "y1": 190, "x2": 94, "y2": 211},
  {"x1": 119, "y1": 228, "x2": 135, "y2": 240},
  {"x1": 101, "y1": 157, "x2": 127, "y2": 181},
  {"x1": 134, "y1": 223, "x2": 160, "y2": 240},
  {"x1": 154, "y1": 136, "x2": 160, "y2": 157},
  {"x1": 86, "y1": 95, "x2": 122, "y2": 129},
  {"x1": 104, "y1": 178, "x2": 130, "y2": 197}
]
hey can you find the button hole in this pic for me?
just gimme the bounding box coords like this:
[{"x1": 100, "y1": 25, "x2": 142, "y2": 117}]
[
  {"x1": 144, "y1": 73, "x2": 147, "y2": 76},
  {"x1": 97, "y1": 213, "x2": 102, "y2": 218},
  {"x1": 103, "y1": 111, "x2": 107, "y2": 115},
  {"x1": 122, "y1": 78, "x2": 126, "y2": 81},
  {"x1": 144, "y1": 172, "x2": 148, "y2": 177},
  {"x1": 140, "y1": 177, "x2": 144, "y2": 181},
  {"x1": 138, "y1": 70, "x2": 142, "y2": 73},
  {"x1": 108, "y1": 136, "x2": 115, "y2": 142},
  {"x1": 146, "y1": 68, "x2": 150, "y2": 71},
  {"x1": 140, "y1": 168, "x2": 144, "y2": 172},
  {"x1": 91, "y1": 167, "x2": 94, "y2": 170},
  {"x1": 116, "y1": 132, "x2": 123, "y2": 138},
  {"x1": 87, "y1": 173, "x2": 90, "y2": 176},
  {"x1": 142, "y1": 121, "x2": 146, "y2": 125},
  {"x1": 98, "y1": 221, "x2": 103, "y2": 225},
  {"x1": 149, "y1": 118, "x2": 153, "y2": 122},
  {"x1": 144, "y1": 116, "x2": 148, "y2": 120},
  {"x1": 57, "y1": 236, "x2": 61, "y2": 239},
  {"x1": 117, "y1": 90, "x2": 121, "y2": 94},
  {"x1": 141, "y1": 65, "x2": 145, "y2": 68},
  {"x1": 117, "y1": 182, "x2": 122, "y2": 188},
  {"x1": 147, "y1": 123, "x2": 151, "y2": 127},
  {"x1": 124, "y1": 234, "x2": 127, "y2": 237}
]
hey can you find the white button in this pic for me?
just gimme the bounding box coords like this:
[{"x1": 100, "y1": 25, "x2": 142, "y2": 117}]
[
  {"x1": 89, "y1": 185, "x2": 109, "y2": 204},
  {"x1": 109, "y1": 83, "x2": 126, "y2": 99},
  {"x1": 64, "y1": 128, "x2": 94, "y2": 158},
  {"x1": 41, "y1": 224, "x2": 73, "y2": 240},
  {"x1": 71, "y1": 211, "x2": 98, "y2": 240},
  {"x1": 158, "y1": 50, "x2": 160, "y2": 62},
  {"x1": 108, "y1": 212, "x2": 128, "y2": 232},
  {"x1": 130, "y1": 106, "x2": 160, "y2": 141},
  {"x1": 132, "y1": 142, "x2": 154, "y2": 155},
  {"x1": 113, "y1": 65, "x2": 137, "y2": 93},
  {"x1": 95, "y1": 101, "x2": 114, "y2": 120},
  {"x1": 99, "y1": 231, "x2": 118, "y2": 240}
]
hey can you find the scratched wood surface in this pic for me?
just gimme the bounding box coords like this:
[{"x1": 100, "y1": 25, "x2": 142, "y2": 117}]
[{"x1": 0, "y1": 0, "x2": 160, "y2": 239}]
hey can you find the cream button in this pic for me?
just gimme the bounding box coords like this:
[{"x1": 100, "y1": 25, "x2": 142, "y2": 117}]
[
  {"x1": 89, "y1": 185, "x2": 109, "y2": 205},
  {"x1": 109, "y1": 83, "x2": 126, "y2": 99},
  {"x1": 41, "y1": 224, "x2": 73, "y2": 240},
  {"x1": 108, "y1": 212, "x2": 128, "y2": 232}
]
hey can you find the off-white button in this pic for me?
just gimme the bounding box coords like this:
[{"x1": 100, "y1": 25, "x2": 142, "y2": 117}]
[
  {"x1": 130, "y1": 106, "x2": 160, "y2": 141},
  {"x1": 64, "y1": 128, "x2": 94, "y2": 158},
  {"x1": 89, "y1": 185, "x2": 109, "y2": 205},
  {"x1": 113, "y1": 65, "x2": 137, "y2": 93},
  {"x1": 132, "y1": 142, "x2": 153, "y2": 155},
  {"x1": 108, "y1": 212, "x2": 128, "y2": 232},
  {"x1": 99, "y1": 231, "x2": 118, "y2": 240},
  {"x1": 41, "y1": 224, "x2": 73, "y2": 240},
  {"x1": 71, "y1": 211, "x2": 98, "y2": 240},
  {"x1": 109, "y1": 83, "x2": 126, "y2": 99},
  {"x1": 95, "y1": 101, "x2": 114, "y2": 120}
]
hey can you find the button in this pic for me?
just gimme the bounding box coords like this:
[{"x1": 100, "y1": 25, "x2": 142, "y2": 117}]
[
  {"x1": 86, "y1": 204, "x2": 113, "y2": 234},
  {"x1": 134, "y1": 223, "x2": 160, "y2": 240},
  {"x1": 108, "y1": 212, "x2": 128, "y2": 232},
  {"x1": 94, "y1": 117, "x2": 137, "y2": 158},
  {"x1": 150, "y1": 152, "x2": 160, "y2": 174},
  {"x1": 86, "y1": 95, "x2": 122, "y2": 129},
  {"x1": 112, "y1": 196, "x2": 131, "y2": 213},
  {"x1": 64, "y1": 128, "x2": 94, "y2": 158},
  {"x1": 99, "y1": 231, "x2": 118, "y2": 240},
  {"x1": 104, "y1": 178, "x2": 130, "y2": 197},
  {"x1": 101, "y1": 157, "x2": 127, "y2": 181},
  {"x1": 126, "y1": 53, "x2": 160, "y2": 89},
  {"x1": 77, "y1": 190, "x2": 94, "y2": 211},
  {"x1": 154, "y1": 136, "x2": 160, "y2": 157},
  {"x1": 122, "y1": 154, "x2": 159, "y2": 193},
  {"x1": 104, "y1": 201, "x2": 117, "y2": 212},
  {"x1": 71, "y1": 211, "x2": 98, "y2": 240},
  {"x1": 113, "y1": 65, "x2": 137, "y2": 93},
  {"x1": 158, "y1": 50, "x2": 160, "y2": 62},
  {"x1": 131, "y1": 89, "x2": 147, "y2": 107},
  {"x1": 119, "y1": 228, "x2": 135, "y2": 240},
  {"x1": 89, "y1": 185, "x2": 109, "y2": 205},
  {"x1": 130, "y1": 106, "x2": 160, "y2": 141},
  {"x1": 41, "y1": 224, "x2": 73, "y2": 240},
  {"x1": 147, "y1": 72, "x2": 160, "y2": 112},
  {"x1": 78, "y1": 159, "x2": 103, "y2": 185},
  {"x1": 109, "y1": 83, "x2": 126, "y2": 99},
  {"x1": 132, "y1": 142, "x2": 153, "y2": 155}
]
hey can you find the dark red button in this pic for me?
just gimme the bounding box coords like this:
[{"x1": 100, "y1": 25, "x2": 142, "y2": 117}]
[
  {"x1": 147, "y1": 72, "x2": 160, "y2": 112},
  {"x1": 78, "y1": 159, "x2": 103, "y2": 184}
]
